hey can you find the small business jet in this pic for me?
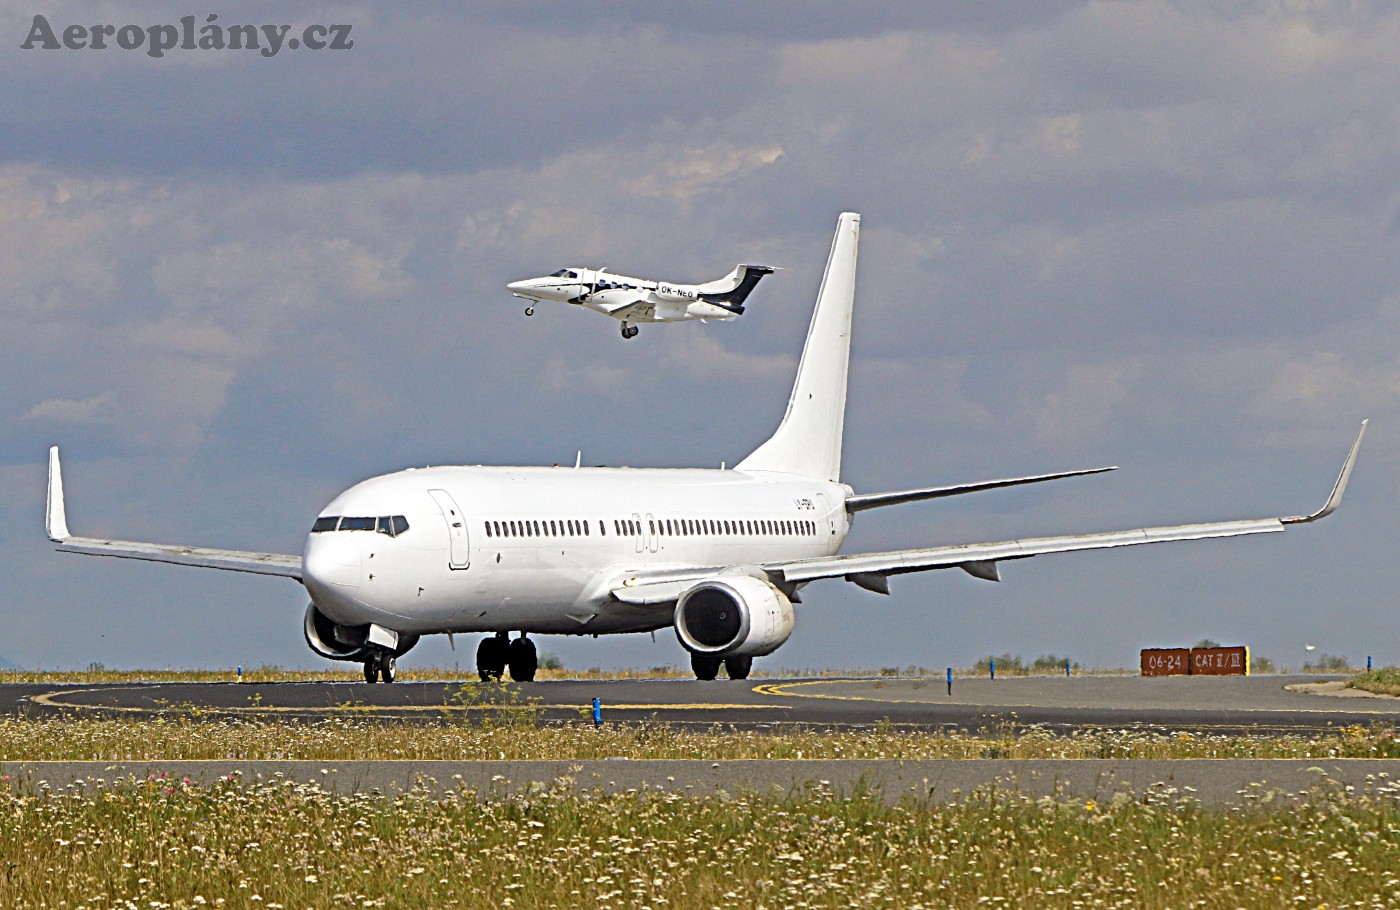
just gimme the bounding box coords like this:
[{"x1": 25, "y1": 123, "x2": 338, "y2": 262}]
[
  {"x1": 46, "y1": 213, "x2": 1365, "y2": 684},
  {"x1": 507, "y1": 262, "x2": 775, "y2": 338}
]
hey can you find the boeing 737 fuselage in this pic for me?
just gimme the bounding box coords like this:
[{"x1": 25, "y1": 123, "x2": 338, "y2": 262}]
[{"x1": 46, "y1": 213, "x2": 1365, "y2": 683}]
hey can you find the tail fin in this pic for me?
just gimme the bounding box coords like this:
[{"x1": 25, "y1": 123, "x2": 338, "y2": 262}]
[
  {"x1": 701, "y1": 264, "x2": 776, "y2": 311},
  {"x1": 735, "y1": 213, "x2": 859, "y2": 481}
]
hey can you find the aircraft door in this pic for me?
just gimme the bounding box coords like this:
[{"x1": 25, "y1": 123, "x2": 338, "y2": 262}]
[
  {"x1": 632, "y1": 512, "x2": 644, "y2": 553},
  {"x1": 428, "y1": 489, "x2": 470, "y2": 570},
  {"x1": 815, "y1": 492, "x2": 838, "y2": 540},
  {"x1": 646, "y1": 512, "x2": 659, "y2": 553}
]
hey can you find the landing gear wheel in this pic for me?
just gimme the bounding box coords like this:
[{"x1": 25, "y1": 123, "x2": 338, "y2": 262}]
[
  {"x1": 363, "y1": 659, "x2": 378, "y2": 684},
  {"x1": 723, "y1": 656, "x2": 752, "y2": 680},
  {"x1": 476, "y1": 634, "x2": 508, "y2": 681},
  {"x1": 378, "y1": 653, "x2": 397, "y2": 684},
  {"x1": 508, "y1": 636, "x2": 538, "y2": 682},
  {"x1": 620, "y1": 322, "x2": 639, "y2": 340},
  {"x1": 690, "y1": 652, "x2": 722, "y2": 681},
  {"x1": 524, "y1": 305, "x2": 535, "y2": 316}
]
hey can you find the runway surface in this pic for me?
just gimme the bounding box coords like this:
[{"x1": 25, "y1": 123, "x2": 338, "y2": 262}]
[{"x1": 6, "y1": 674, "x2": 1399, "y2": 733}]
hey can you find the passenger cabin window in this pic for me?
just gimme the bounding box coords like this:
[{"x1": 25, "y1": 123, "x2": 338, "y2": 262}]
[{"x1": 312, "y1": 516, "x2": 339, "y2": 532}]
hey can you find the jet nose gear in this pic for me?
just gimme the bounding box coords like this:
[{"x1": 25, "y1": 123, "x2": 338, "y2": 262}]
[
  {"x1": 524, "y1": 305, "x2": 534, "y2": 316},
  {"x1": 363, "y1": 650, "x2": 396, "y2": 683}
]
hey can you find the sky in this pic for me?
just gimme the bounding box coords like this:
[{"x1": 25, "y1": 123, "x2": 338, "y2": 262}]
[{"x1": 3, "y1": 1, "x2": 1399, "y2": 673}]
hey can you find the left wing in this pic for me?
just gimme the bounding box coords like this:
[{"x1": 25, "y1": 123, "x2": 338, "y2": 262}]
[
  {"x1": 611, "y1": 421, "x2": 1366, "y2": 602},
  {"x1": 776, "y1": 420, "x2": 1366, "y2": 593},
  {"x1": 46, "y1": 447, "x2": 303, "y2": 580}
]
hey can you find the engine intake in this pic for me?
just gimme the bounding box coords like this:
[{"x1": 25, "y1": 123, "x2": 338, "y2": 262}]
[
  {"x1": 304, "y1": 604, "x2": 419, "y2": 662},
  {"x1": 674, "y1": 575, "x2": 794, "y2": 657}
]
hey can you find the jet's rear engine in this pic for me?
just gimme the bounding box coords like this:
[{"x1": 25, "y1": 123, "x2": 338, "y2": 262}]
[{"x1": 674, "y1": 576, "x2": 794, "y2": 658}]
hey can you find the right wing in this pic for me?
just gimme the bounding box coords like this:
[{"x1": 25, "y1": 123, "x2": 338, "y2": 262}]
[{"x1": 46, "y1": 447, "x2": 303, "y2": 580}]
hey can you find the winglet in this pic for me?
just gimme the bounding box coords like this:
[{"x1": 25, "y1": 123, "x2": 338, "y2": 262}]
[
  {"x1": 46, "y1": 446, "x2": 71, "y2": 541},
  {"x1": 1283, "y1": 420, "x2": 1367, "y2": 525}
]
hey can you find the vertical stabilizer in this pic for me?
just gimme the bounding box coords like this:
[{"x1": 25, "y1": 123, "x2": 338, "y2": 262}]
[{"x1": 736, "y1": 212, "x2": 859, "y2": 481}]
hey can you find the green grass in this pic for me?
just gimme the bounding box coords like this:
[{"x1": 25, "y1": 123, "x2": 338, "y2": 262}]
[
  {"x1": 2, "y1": 712, "x2": 1400, "y2": 761},
  {"x1": 2, "y1": 772, "x2": 1399, "y2": 909},
  {"x1": 1349, "y1": 668, "x2": 1400, "y2": 697}
]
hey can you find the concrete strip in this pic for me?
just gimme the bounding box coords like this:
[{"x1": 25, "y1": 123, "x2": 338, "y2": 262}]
[{"x1": 5, "y1": 759, "x2": 1400, "y2": 808}]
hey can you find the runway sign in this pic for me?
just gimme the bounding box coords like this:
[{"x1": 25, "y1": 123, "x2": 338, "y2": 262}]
[{"x1": 1141, "y1": 645, "x2": 1250, "y2": 676}]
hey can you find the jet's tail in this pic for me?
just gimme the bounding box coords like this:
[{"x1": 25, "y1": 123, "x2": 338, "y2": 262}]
[
  {"x1": 697, "y1": 264, "x2": 776, "y2": 312},
  {"x1": 735, "y1": 213, "x2": 859, "y2": 482}
]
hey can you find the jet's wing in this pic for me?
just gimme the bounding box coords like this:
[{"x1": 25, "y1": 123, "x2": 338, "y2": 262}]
[
  {"x1": 610, "y1": 422, "x2": 1365, "y2": 602},
  {"x1": 773, "y1": 421, "x2": 1366, "y2": 593},
  {"x1": 46, "y1": 447, "x2": 303, "y2": 580}
]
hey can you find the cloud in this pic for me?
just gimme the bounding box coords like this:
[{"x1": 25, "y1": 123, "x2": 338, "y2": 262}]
[{"x1": 23, "y1": 390, "x2": 114, "y2": 423}]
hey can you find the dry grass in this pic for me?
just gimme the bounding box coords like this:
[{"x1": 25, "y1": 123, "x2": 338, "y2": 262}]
[
  {"x1": 3, "y1": 710, "x2": 1400, "y2": 762},
  {"x1": 2, "y1": 771, "x2": 1400, "y2": 909}
]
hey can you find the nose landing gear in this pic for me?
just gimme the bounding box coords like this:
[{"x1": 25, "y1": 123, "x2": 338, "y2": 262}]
[
  {"x1": 363, "y1": 651, "x2": 397, "y2": 684},
  {"x1": 524, "y1": 305, "x2": 535, "y2": 316}
]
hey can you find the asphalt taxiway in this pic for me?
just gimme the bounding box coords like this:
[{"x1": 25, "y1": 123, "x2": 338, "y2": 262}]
[{"x1": 6, "y1": 674, "x2": 1399, "y2": 733}]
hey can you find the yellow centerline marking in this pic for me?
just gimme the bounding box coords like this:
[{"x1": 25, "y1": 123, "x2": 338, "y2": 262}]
[
  {"x1": 28, "y1": 687, "x2": 787, "y2": 714},
  {"x1": 751, "y1": 679, "x2": 1400, "y2": 715}
]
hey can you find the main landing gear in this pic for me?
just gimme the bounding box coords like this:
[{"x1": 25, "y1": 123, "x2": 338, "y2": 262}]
[
  {"x1": 620, "y1": 322, "x2": 639, "y2": 340},
  {"x1": 363, "y1": 650, "x2": 396, "y2": 684},
  {"x1": 690, "y1": 653, "x2": 752, "y2": 681},
  {"x1": 476, "y1": 632, "x2": 538, "y2": 682},
  {"x1": 524, "y1": 305, "x2": 535, "y2": 316}
]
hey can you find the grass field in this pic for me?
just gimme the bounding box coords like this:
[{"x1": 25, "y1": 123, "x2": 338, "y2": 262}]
[
  {"x1": 3, "y1": 677, "x2": 1399, "y2": 907},
  {"x1": 1349, "y1": 668, "x2": 1400, "y2": 697},
  {"x1": 2, "y1": 707, "x2": 1400, "y2": 761},
  {"x1": 2, "y1": 771, "x2": 1399, "y2": 909}
]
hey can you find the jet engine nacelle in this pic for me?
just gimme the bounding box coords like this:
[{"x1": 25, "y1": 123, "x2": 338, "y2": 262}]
[
  {"x1": 674, "y1": 575, "x2": 795, "y2": 658},
  {"x1": 303, "y1": 604, "x2": 419, "y2": 662}
]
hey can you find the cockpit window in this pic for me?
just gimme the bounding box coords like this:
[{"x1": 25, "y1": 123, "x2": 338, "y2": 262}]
[
  {"x1": 549, "y1": 269, "x2": 580, "y2": 279},
  {"x1": 340, "y1": 516, "x2": 376, "y2": 532},
  {"x1": 377, "y1": 515, "x2": 410, "y2": 537},
  {"x1": 312, "y1": 516, "x2": 339, "y2": 532}
]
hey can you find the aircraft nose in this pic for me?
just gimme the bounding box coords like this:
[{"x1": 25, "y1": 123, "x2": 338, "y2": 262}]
[
  {"x1": 507, "y1": 279, "x2": 531, "y2": 292},
  {"x1": 302, "y1": 533, "x2": 361, "y2": 594}
]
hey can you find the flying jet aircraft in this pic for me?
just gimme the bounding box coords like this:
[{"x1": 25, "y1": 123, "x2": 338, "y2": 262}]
[
  {"x1": 507, "y1": 262, "x2": 775, "y2": 338},
  {"x1": 46, "y1": 213, "x2": 1365, "y2": 684}
]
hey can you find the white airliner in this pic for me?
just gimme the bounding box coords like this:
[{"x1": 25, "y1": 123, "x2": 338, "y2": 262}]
[
  {"x1": 507, "y1": 262, "x2": 775, "y2": 338},
  {"x1": 46, "y1": 213, "x2": 1365, "y2": 684}
]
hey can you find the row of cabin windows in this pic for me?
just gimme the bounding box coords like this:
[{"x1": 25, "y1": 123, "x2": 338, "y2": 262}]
[
  {"x1": 311, "y1": 515, "x2": 410, "y2": 537},
  {"x1": 482, "y1": 517, "x2": 817, "y2": 540},
  {"x1": 485, "y1": 518, "x2": 593, "y2": 539},
  {"x1": 643, "y1": 517, "x2": 817, "y2": 538}
]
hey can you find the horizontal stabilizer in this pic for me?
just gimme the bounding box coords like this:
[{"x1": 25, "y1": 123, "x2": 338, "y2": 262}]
[{"x1": 846, "y1": 465, "x2": 1116, "y2": 513}]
